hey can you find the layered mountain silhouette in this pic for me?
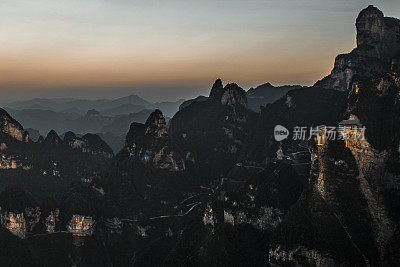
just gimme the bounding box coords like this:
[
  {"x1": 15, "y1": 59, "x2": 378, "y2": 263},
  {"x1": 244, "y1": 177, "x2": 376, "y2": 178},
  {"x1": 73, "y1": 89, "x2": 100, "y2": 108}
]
[{"x1": 0, "y1": 5, "x2": 400, "y2": 267}]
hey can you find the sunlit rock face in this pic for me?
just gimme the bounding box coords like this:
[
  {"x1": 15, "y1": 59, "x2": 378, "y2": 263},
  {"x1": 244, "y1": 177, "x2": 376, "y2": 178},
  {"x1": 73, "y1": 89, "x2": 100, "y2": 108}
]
[
  {"x1": 62, "y1": 182, "x2": 98, "y2": 234},
  {"x1": 0, "y1": 153, "x2": 31, "y2": 170},
  {"x1": 67, "y1": 214, "x2": 95, "y2": 236},
  {"x1": 0, "y1": 108, "x2": 25, "y2": 142},
  {"x1": 0, "y1": 211, "x2": 26, "y2": 238},
  {"x1": 45, "y1": 209, "x2": 60, "y2": 233},
  {"x1": 270, "y1": 138, "x2": 378, "y2": 266},
  {"x1": 0, "y1": 207, "x2": 41, "y2": 239},
  {"x1": 0, "y1": 155, "x2": 17, "y2": 169},
  {"x1": 202, "y1": 204, "x2": 215, "y2": 226},
  {"x1": 343, "y1": 73, "x2": 400, "y2": 259},
  {"x1": 270, "y1": 73, "x2": 400, "y2": 266},
  {"x1": 0, "y1": 186, "x2": 40, "y2": 239},
  {"x1": 315, "y1": 5, "x2": 400, "y2": 91},
  {"x1": 124, "y1": 109, "x2": 185, "y2": 171}
]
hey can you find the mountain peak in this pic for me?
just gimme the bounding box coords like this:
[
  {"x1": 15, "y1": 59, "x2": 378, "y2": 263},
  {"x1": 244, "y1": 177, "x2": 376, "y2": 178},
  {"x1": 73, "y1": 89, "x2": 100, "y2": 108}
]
[
  {"x1": 208, "y1": 80, "x2": 247, "y2": 108},
  {"x1": 123, "y1": 110, "x2": 185, "y2": 171},
  {"x1": 357, "y1": 5, "x2": 383, "y2": 19},
  {"x1": 144, "y1": 109, "x2": 168, "y2": 138},
  {"x1": 259, "y1": 82, "x2": 273, "y2": 88},
  {"x1": 356, "y1": 5, "x2": 399, "y2": 55},
  {"x1": 315, "y1": 5, "x2": 400, "y2": 90},
  {"x1": 209, "y1": 78, "x2": 225, "y2": 101},
  {"x1": 63, "y1": 131, "x2": 77, "y2": 142},
  {"x1": 45, "y1": 130, "x2": 62, "y2": 145},
  {"x1": 221, "y1": 83, "x2": 248, "y2": 108},
  {"x1": 145, "y1": 109, "x2": 166, "y2": 128}
]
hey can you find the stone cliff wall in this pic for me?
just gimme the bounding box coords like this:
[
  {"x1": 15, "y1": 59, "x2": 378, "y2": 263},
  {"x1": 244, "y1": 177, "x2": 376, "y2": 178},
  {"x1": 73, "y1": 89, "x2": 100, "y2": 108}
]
[{"x1": 315, "y1": 6, "x2": 400, "y2": 91}]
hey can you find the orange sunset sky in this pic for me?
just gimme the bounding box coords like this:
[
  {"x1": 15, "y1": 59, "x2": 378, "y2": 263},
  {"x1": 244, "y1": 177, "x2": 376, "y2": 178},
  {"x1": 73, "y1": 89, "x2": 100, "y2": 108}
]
[{"x1": 1, "y1": 0, "x2": 400, "y2": 101}]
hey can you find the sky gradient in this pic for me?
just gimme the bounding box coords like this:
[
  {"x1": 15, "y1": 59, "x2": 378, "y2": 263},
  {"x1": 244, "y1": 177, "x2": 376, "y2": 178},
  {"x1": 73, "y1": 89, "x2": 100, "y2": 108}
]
[{"x1": 1, "y1": 0, "x2": 400, "y2": 102}]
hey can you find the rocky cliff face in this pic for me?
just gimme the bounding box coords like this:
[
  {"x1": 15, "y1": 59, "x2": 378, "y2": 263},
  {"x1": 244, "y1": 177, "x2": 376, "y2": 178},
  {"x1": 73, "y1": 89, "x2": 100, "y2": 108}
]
[
  {"x1": 269, "y1": 72, "x2": 400, "y2": 266},
  {"x1": 169, "y1": 79, "x2": 258, "y2": 180},
  {"x1": 344, "y1": 73, "x2": 400, "y2": 261},
  {"x1": 0, "y1": 187, "x2": 40, "y2": 239},
  {"x1": 0, "y1": 110, "x2": 113, "y2": 200},
  {"x1": 122, "y1": 109, "x2": 185, "y2": 171},
  {"x1": 44, "y1": 209, "x2": 59, "y2": 233},
  {"x1": 315, "y1": 5, "x2": 400, "y2": 91},
  {"x1": 64, "y1": 132, "x2": 113, "y2": 159},
  {"x1": 209, "y1": 79, "x2": 248, "y2": 108},
  {"x1": 67, "y1": 214, "x2": 94, "y2": 236},
  {"x1": 244, "y1": 86, "x2": 347, "y2": 162},
  {"x1": 356, "y1": 6, "x2": 400, "y2": 61},
  {"x1": 0, "y1": 108, "x2": 26, "y2": 142}
]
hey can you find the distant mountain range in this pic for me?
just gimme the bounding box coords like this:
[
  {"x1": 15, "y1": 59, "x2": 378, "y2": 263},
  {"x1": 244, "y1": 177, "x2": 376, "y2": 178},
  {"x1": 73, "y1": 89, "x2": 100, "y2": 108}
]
[
  {"x1": 2, "y1": 86, "x2": 300, "y2": 153},
  {"x1": 4, "y1": 94, "x2": 183, "y2": 118},
  {"x1": 1, "y1": 5, "x2": 400, "y2": 266}
]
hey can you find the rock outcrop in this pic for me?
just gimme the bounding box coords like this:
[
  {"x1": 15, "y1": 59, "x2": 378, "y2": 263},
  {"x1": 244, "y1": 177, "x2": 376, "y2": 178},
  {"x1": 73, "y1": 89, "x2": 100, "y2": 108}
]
[
  {"x1": 169, "y1": 79, "x2": 258, "y2": 180},
  {"x1": 122, "y1": 109, "x2": 185, "y2": 171},
  {"x1": 64, "y1": 131, "x2": 113, "y2": 158},
  {"x1": 0, "y1": 108, "x2": 25, "y2": 142},
  {"x1": 209, "y1": 79, "x2": 248, "y2": 108},
  {"x1": 0, "y1": 110, "x2": 113, "y2": 200},
  {"x1": 244, "y1": 86, "x2": 348, "y2": 162},
  {"x1": 44, "y1": 130, "x2": 62, "y2": 147},
  {"x1": 67, "y1": 214, "x2": 94, "y2": 236},
  {"x1": 0, "y1": 186, "x2": 40, "y2": 239},
  {"x1": 269, "y1": 72, "x2": 400, "y2": 266},
  {"x1": 315, "y1": 5, "x2": 400, "y2": 91}
]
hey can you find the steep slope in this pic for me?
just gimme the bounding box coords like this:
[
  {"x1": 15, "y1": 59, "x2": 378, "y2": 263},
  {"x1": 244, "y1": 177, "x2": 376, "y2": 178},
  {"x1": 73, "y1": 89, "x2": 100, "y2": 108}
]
[
  {"x1": 270, "y1": 72, "x2": 400, "y2": 266},
  {"x1": 0, "y1": 109, "x2": 114, "y2": 200},
  {"x1": 244, "y1": 86, "x2": 348, "y2": 162},
  {"x1": 315, "y1": 5, "x2": 400, "y2": 91}
]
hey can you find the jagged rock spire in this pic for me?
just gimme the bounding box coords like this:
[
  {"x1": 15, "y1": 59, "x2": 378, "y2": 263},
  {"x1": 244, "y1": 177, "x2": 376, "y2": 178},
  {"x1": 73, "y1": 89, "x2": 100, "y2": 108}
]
[
  {"x1": 315, "y1": 5, "x2": 400, "y2": 91},
  {"x1": 124, "y1": 109, "x2": 185, "y2": 171},
  {"x1": 209, "y1": 78, "x2": 224, "y2": 101},
  {"x1": 208, "y1": 79, "x2": 248, "y2": 108},
  {"x1": 145, "y1": 109, "x2": 166, "y2": 129},
  {"x1": 143, "y1": 109, "x2": 168, "y2": 138},
  {"x1": 356, "y1": 5, "x2": 400, "y2": 61}
]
